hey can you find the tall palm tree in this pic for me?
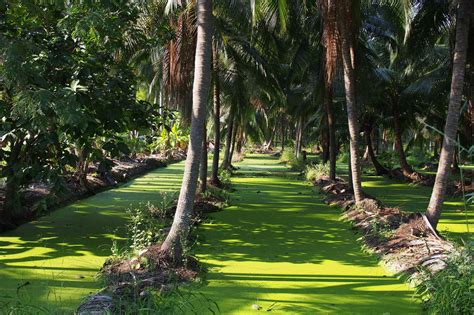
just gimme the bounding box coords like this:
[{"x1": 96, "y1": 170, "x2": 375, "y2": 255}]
[
  {"x1": 161, "y1": 0, "x2": 213, "y2": 259},
  {"x1": 199, "y1": 122, "x2": 208, "y2": 192},
  {"x1": 210, "y1": 38, "x2": 221, "y2": 185},
  {"x1": 318, "y1": 0, "x2": 338, "y2": 180},
  {"x1": 426, "y1": 0, "x2": 471, "y2": 228},
  {"x1": 337, "y1": 0, "x2": 364, "y2": 203}
]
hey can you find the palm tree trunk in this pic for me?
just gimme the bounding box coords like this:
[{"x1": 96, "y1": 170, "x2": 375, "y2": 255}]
[
  {"x1": 427, "y1": 0, "x2": 470, "y2": 228},
  {"x1": 199, "y1": 123, "x2": 208, "y2": 192},
  {"x1": 325, "y1": 86, "x2": 337, "y2": 180},
  {"x1": 340, "y1": 17, "x2": 364, "y2": 203},
  {"x1": 161, "y1": 0, "x2": 213, "y2": 259},
  {"x1": 365, "y1": 125, "x2": 389, "y2": 175},
  {"x1": 280, "y1": 118, "x2": 285, "y2": 152},
  {"x1": 321, "y1": 126, "x2": 329, "y2": 163},
  {"x1": 229, "y1": 118, "x2": 238, "y2": 163},
  {"x1": 211, "y1": 40, "x2": 221, "y2": 185},
  {"x1": 236, "y1": 129, "x2": 244, "y2": 154},
  {"x1": 295, "y1": 117, "x2": 303, "y2": 158},
  {"x1": 221, "y1": 109, "x2": 233, "y2": 170}
]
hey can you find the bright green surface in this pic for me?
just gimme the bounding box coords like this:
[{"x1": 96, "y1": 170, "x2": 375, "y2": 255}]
[
  {"x1": 1, "y1": 154, "x2": 469, "y2": 313},
  {"x1": 0, "y1": 162, "x2": 185, "y2": 312},
  {"x1": 195, "y1": 155, "x2": 420, "y2": 314}
]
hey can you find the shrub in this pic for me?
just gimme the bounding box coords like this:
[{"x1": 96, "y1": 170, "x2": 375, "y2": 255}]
[
  {"x1": 150, "y1": 192, "x2": 177, "y2": 220},
  {"x1": 279, "y1": 150, "x2": 294, "y2": 163},
  {"x1": 337, "y1": 151, "x2": 349, "y2": 163},
  {"x1": 127, "y1": 202, "x2": 168, "y2": 252},
  {"x1": 305, "y1": 163, "x2": 330, "y2": 182},
  {"x1": 279, "y1": 150, "x2": 306, "y2": 171},
  {"x1": 203, "y1": 186, "x2": 230, "y2": 203},
  {"x1": 416, "y1": 248, "x2": 473, "y2": 314},
  {"x1": 288, "y1": 155, "x2": 305, "y2": 172},
  {"x1": 218, "y1": 169, "x2": 232, "y2": 187}
]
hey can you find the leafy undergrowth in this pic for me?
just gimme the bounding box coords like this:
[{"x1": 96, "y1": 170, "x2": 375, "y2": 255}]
[{"x1": 311, "y1": 174, "x2": 473, "y2": 313}]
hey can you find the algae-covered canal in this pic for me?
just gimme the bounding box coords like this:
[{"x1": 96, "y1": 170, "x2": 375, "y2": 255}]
[
  {"x1": 0, "y1": 155, "x2": 471, "y2": 313},
  {"x1": 0, "y1": 162, "x2": 185, "y2": 312}
]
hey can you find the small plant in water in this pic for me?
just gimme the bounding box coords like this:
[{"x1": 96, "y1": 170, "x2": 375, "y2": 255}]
[
  {"x1": 218, "y1": 169, "x2": 232, "y2": 187},
  {"x1": 149, "y1": 191, "x2": 177, "y2": 220},
  {"x1": 128, "y1": 202, "x2": 167, "y2": 252},
  {"x1": 305, "y1": 163, "x2": 330, "y2": 181},
  {"x1": 279, "y1": 150, "x2": 294, "y2": 163}
]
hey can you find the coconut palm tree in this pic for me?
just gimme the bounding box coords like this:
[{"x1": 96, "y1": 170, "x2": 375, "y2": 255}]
[
  {"x1": 426, "y1": 0, "x2": 471, "y2": 228},
  {"x1": 161, "y1": 0, "x2": 213, "y2": 259},
  {"x1": 335, "y1": 0, "x2": 364, "y2": 203},
  {"x1": 317, "y1": 0, "x2": 338, "y2": 180},
  {"x1": 210, "y1": 38, "x2": 221, "y2": 185}
]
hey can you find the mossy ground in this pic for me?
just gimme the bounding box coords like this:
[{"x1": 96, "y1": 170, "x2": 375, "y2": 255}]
[{"x1": 0, "y1": 154, "x2": 470, "y2": 313}]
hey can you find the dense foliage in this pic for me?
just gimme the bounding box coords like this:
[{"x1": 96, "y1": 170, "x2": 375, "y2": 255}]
[{"x1": 0, "y1": 1, "x2": 163, "y2": 226}]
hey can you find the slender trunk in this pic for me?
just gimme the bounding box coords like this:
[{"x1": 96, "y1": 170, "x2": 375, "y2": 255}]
[
  {"x1": 199, "y1": 123, "x2": 208, "y2": 193},
  {"x1": 263, "y1": 125, "x2": 276, "y2": 149},
  {"x1": 347, "y1": 149, "x2": 353, "y2": 187},
  {"x1": 75, "y1": 146, "x2": 91, "y2": 191},
  {"x1": 280, "y1": 118, "x2": 285, "y2": 152},
  {"x1": 325, "y1": 86, "x2": 337, "y2": 180},
  {"x1": 229, "y1": 118, "x2": 237, "y2": 163},
  {"x1": 365, "y1": 125, "x2": 389, "y2": 175},
  {"x1": 221, "y1": 107, "x2": 234, "y2": 170},
  {"x1": 340, "y1": 18, "x2": 364, "y2": 203},
  {"x1": 374, "y1": 127, "x2": 380, "y2": 155},
  {"x1": 322, "y1": 126, "x2": 329, "y2": 163},
  {"x1": 382, "y1": 129, "x2": 388, "y2": 152},
  {"x1": 393, "y1": 99, "x2": 413, "y2": 176},
  {"x1": 427, "y1": 0, "x2": 470, "y2": 228},
  {"x1": 236, "y1": 130, "x2": 243, "y2": 154},
  {"x1": 161, "y1": 0, "x2": 213, "y2": 259},
  {"x1": 363, "y1": 146, "x2": 369, "y2": 161},
  {"x1": 295, "y1": 117, "x2": 303, "y2": 158},
  {"x1": 211, "y1": 40, "x2": 221, "y2": 184}
]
